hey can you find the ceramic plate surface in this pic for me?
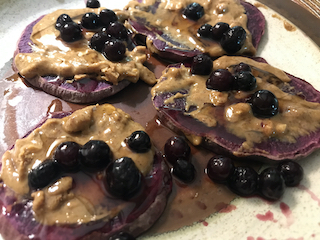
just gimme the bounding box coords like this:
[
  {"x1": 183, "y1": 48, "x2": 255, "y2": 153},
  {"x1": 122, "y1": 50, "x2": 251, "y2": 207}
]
[{"x1": 1, "y1": 0, "x2": 320, "y2": 239}]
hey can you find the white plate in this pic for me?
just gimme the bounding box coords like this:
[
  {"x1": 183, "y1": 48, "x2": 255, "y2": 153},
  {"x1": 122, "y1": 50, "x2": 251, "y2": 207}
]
[{"x1": 1, "y1": 0, "x2": 320, "y2": 239}]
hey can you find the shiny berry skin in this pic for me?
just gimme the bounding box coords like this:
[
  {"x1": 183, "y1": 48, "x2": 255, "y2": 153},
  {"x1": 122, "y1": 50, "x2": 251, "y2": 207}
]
[
  {"x1": 55, "y1": 14, "x2": 73, "y2": 31},
  {"x1": 278, "y1": 160, "x2": 303, "y2": 187},
  {"x1": 60, "y1": 22, "x2": 83, "y2": 42},
  {"x1": 54, "y1": 141, "x2": 81, "y2": 171},
  {"x1": 164, "y1": 136, "x2": 191, "y2": 164},
  {"x1": 89, "y1": 28, "x2": 112, "y2": 52},
  {"x1": 211, "y1": 22, "x2": 230, "y2": 41},
  {"x1": 172, "y1": 159, "x2": 196, "y2": 183},
  {"x1": 86, "y1": 0, "x2": 100, "y2": 8},
  {"x1": 233, "y1": 62, "x2": 251, "y2": 73},
  {"x1": 109, "y1": 232, "x2": 136, "y2": 240},
  {"x1": 251, "y1": 90, "x2": 279, "y2": 118},
  {"x1": 99, "y1": 9, "x2": 118, "y2": 27},
  {"x1": 107, "y1": 22, "x2": 128, "y2": 40},
  {"x1": 197, "y1": 24, "x2": 213, "y2": 38},
  {"x1": 220, "y1": 26, "x2": 246, "y2": 54},
  {"x1": 28, "y1": 160, "x2": 61, "y2": 190},
  {"x1": 233, "y1": 71, "x2": 257, "y2": 91},
  {"x1": 191, "y1": 54, "x2": 213, "y2": 75},
  {"x1": 127, "y1": 131, "x2": 151, "y2": 153},
  {"x1": 183, "y1": 2, "x2": 204, "y2": 21},
  {"x1": 79, "y1": 140, "x2": 111, "y2": 171},
  {"x1": 103, "y1": 39, "x2": 126, "y2": 61},
  {"x1": 206, "y1": 155, "x2": 234, "y2": 183},
  {"x1": 228, "y1": 166, "x2": 258, "y2": 196},
  {"x1": 206, "y1": 69, "x2": 234, "y2": 91},
  {"x1": 105, "y1": 157, "x2": 142, "y2": 199},
  {"x1": 81, "y1": 12, "x2": 100, "y2": 30},
  {"x1": 259, "y1": 167, "x2": 285, "y2": 201}
]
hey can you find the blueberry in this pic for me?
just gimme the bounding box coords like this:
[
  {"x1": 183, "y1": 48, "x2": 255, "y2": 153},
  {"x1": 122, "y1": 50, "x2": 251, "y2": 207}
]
[
  {"x1": 103, "y1": 39, "x2": 126, "y2": 61},
  {"x1": 259, "y1": 167, "x2": 285, "y2": 201},
  {"x1": 197, "y1": 24, "x2": 213, "y2": 39},
  {"x1": 79, "y1": 140, "x2": 111, "y2": 171},
  {"x1": 105, "y1": 157, "x2": 142, "y2": 199},
  {"x1": 233, "y1": 62, "x2": 251, "y2": 73},
  {"x1": 89, "y1": 28, "x2": 112, "y2": 52},
  {"x1": 206, "y1": 155, "x2": 234, "y2": 183},
  {"x1": 60, "y1": 22, "x2": 83, "y2": 42},
  {"x1": 55, "y1": 14, "x2": 73, "y2": 31},
  {"x1": 250, "y1": 90, "x2": 279, "y2": 118},
  {"x1": 126, "y1": 131, "x2": 151, "y2": 153},
  {"x1": 54, "y1": 141, "x2": 81, "y2": 171},
  {"x1": 228, "y1": 166, "x2": 258, "y2": 197},
  {"x1": 183, "y1": 2, "x2": 204, "y2": 21},
  {"x1": 109, "y1": 232, "x2": 136, "y2": 240},
  {"x1": 211, "y1": 22, "x2": 230, "y2": 41},
  {"x1": 86, "y1": 0, "x2": 100, "y2": 8},
  {"x1": 206, "y1": 69, "x2": 234, "y2": 91},
  {"x1": 233, "y1": 71, "x2": 257, "y2": 91},
  {"x1": 164, "y1": 136, "x2": 191, "y2": 164},
  {"x1": 28, "y1": 160, "x2": 62, "y2": 190},
  {"x1": 81, "y1": 12, "x2": 100, "y2": 30},
  {"x1": 278, "y1": 160, "x2": 303, "y2": 187},
  {"x1": 99, "y1": 9, "x2": 118, "y2": 27},
  {"x1": 172, "y1": 159, "x2": 196, "y2": 183},
  {"x1": 107, "y1": 22, "x2": 128, "y2": 40},
  {"x1": 191, "y1": 54, "x2": 213, "y2": 75},
  {"x1": 220, "y1": 26, "x2": 246, "y2": 54}
]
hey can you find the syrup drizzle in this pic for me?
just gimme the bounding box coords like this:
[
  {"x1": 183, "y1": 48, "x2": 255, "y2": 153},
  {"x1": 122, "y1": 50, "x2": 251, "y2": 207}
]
[
  {"x1": 298, "y1": 184, "x2": 320, "y2": 206},
  {"x1": 256, "y1": 210, "x2": 277, "y2": 222},
  {"x1": 0, "y1": 56, "x2": 237, "y2": 237}
]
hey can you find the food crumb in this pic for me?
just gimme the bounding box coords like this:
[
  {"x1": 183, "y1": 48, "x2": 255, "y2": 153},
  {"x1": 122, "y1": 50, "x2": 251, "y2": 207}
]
[
  {"x1": 284, "y1": 20, "x2": 296, "y2": 32},
  {"x1": 254, "y1": 2, "x2": 268, "y2": 9}
]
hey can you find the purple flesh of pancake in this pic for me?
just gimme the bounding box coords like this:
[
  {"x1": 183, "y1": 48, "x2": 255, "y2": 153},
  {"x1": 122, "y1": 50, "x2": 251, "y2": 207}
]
[
  {"x1": 128, "y1": 0, "x2": 265, "y2": 62},
  {"x1": 14, "y1": 16, "x2": 131, "y2": 104},
  {"x1": 152, "y1": 58, "x2": 320, "y2": 162},
  {"x1": 0, "y1": 112, "x2": 172, "y2": 240}
]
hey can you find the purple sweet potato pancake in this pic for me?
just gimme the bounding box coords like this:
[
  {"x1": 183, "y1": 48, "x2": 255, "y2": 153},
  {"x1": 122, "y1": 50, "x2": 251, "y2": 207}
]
[
  {"x1": 127, "y1": 0, "x2": 265, "y2": 62},
  {"x1": 0, "y1": 111, "x2": 172, "y2": 240},
  {"x1": 152, "y1": 57, "x2": 320, "y2": 162},
  {"x1": 13, "y1": 16, "x2": 133, "y2": 104}
]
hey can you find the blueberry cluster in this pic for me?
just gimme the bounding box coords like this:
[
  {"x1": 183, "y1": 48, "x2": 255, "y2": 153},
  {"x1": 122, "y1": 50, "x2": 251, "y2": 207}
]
[
  {"x1": 55, "y1": 5, "x2": 130, "y2": 62},
  {"x1": 198, "y1": 22, "x2": 246, "y2": 54},
  {"x1": 206, "y1": 156, "x2": 304, "y2": 201},
  {"x1": 206, "y1": 62, "x2": 257, "y2": 92},
  {"x1": 164, "y1": 136, "x2": 196, "y2": 183},
  {"x1": 190, "y1": 57, "x2": 279, "y2": 118},
  {"x1": 28, "y1": 131, "x2": 152, "y2": 200}
]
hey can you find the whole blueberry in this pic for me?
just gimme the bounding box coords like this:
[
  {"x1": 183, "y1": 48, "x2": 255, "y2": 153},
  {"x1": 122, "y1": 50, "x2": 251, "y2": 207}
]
[
  {"x1": 105, "y1": 157, "x2": 142, "y2": 199},
  {"x1": 183, "y1": 2, "x2": 205, "y2": 21},
  {"x1": 228, "y1": 166, "x2": 258, "y2": 196},
  {"x1": 259, "y1": 167, "x2": 285, "y2": 201}
]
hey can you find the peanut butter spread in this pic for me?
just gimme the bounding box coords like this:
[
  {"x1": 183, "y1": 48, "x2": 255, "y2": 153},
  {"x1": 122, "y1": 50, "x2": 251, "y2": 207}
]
[
  {"x1": 152, "y1": 56, "x2": 320, "y2": 149},
  {"x1": 0, "y1": 104, "x2": 154, "y2": 225},
  {"x1": 125, "y1": 0, "x2": 255, "y2": 57},
  {"x1": 14, "y1": 8, "x2": 156, "y2": 85}
]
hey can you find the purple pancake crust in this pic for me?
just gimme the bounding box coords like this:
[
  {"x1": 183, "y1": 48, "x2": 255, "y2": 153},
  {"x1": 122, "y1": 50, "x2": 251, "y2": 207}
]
[
  {"x1": 128, "y1": 0, "x2": 265, "y2": 62},
  {"x1": 153, "y1": 58, "x2": 320, "y2": 162},
  {"x1": 14, "y1": 16, "x2": 131, "y2": 104},
  {"x1": 0, "y1": 112, "x2": 172, "y2": 240}
]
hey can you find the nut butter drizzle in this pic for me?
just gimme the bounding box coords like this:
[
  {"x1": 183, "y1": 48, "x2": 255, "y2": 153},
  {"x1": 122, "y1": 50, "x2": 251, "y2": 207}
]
[
  {"x1": 125, "y1": 0, "x2": 255, "y2": 57},
  {"x1": 152, "y1": 56, "x2": 320, "y2": 149},
  {"x1": 0, "y1": 104, "x2": 155, "y2": 225},
  {"x1": 14, "y1": 8, "x2": 156, "y2": 85}
]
